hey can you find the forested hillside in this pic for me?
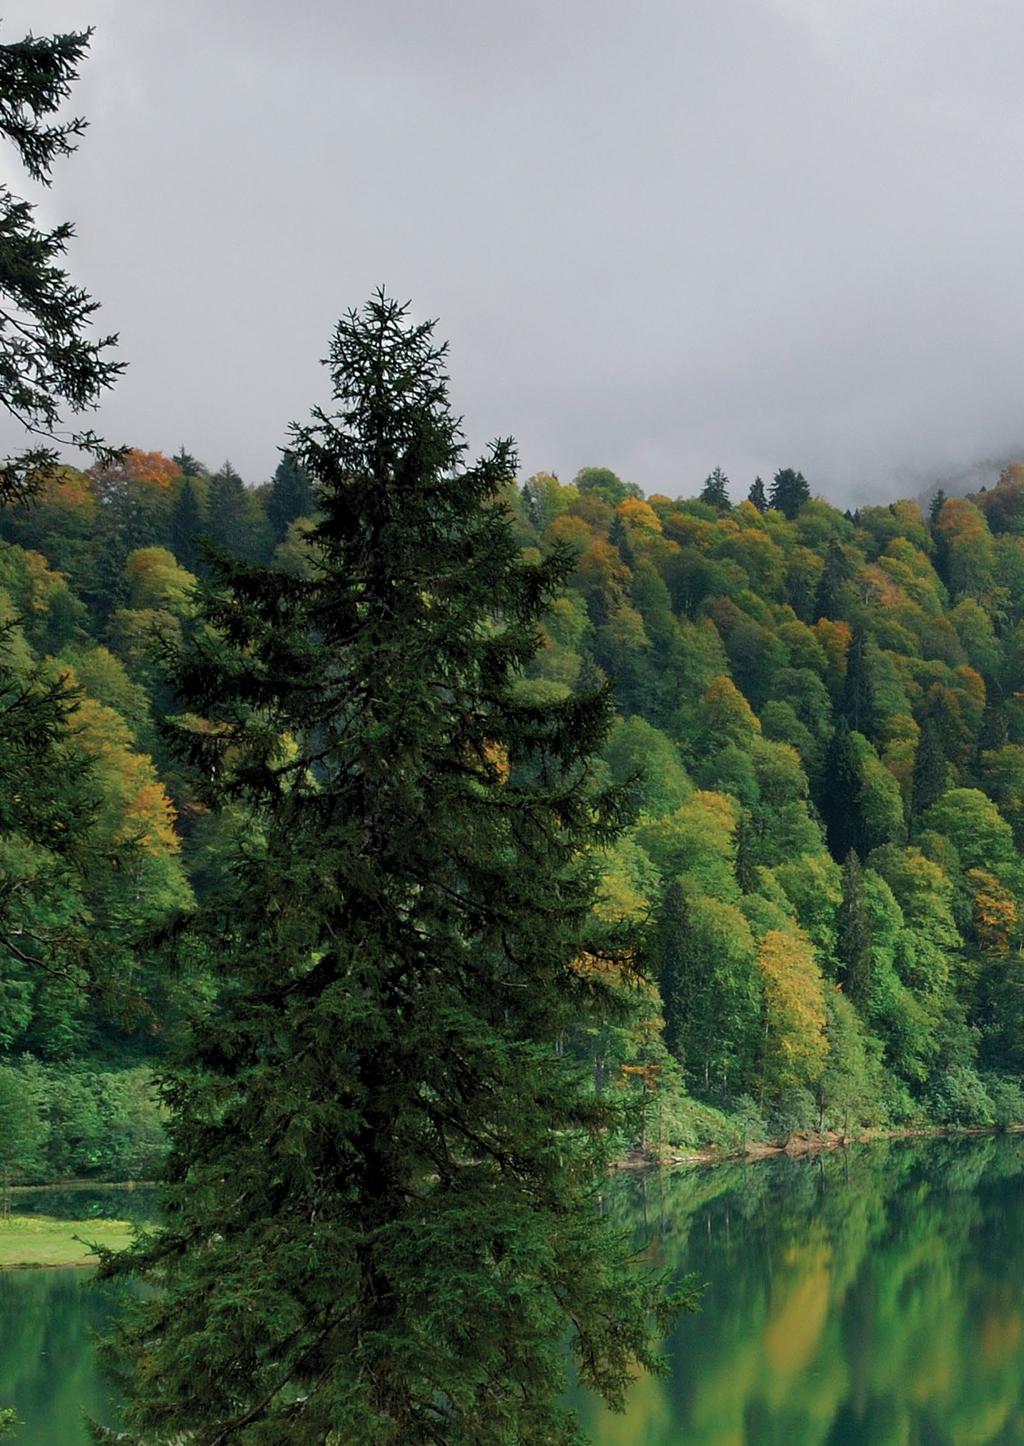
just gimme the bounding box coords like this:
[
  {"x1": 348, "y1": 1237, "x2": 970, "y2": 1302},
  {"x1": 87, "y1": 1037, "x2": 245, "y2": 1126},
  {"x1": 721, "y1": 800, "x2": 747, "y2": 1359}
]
[{"x1": 6, "y1": 448, "x2": 1024, "y2": 1177}]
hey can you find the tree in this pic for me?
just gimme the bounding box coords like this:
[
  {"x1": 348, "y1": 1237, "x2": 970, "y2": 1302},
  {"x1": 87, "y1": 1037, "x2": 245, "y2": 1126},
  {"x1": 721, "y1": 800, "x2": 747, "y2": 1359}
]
[
  {"x1": 171, "y1": 446, "x2": 206, "y2": 478},
  {"x1": 169, "y1": 474, "x2": 204, "y2": 573},
  {"x1": 813, "y1": 538, "x2": 851, "y2": 622},
  {"x1": 912, "y1": 716, "x2": 949, "y2": 819},
  {"x1": 842, "y1": 628, "x2": 873, "y2": 734},
  {"x1": 757, "y1": 927, "x2": 828, "y2": 1096},
  {"x1": 700, "y1": 466, "x2": 731, "y2": 510},
  {"x1": 659, "y1": 881, "x2": 692, "y2": 1065},
  {"x1": 98, "y1": 295, "x2": 684, "y2": 1442},
  {"x1": 821, "y1": 720, "x2": 864, "y2": 860},
  {"x1": 0, "y1": 26, "x2": 124, "y2": 502},
  {"x1": 0, "y1": 1064, "x2": 44, "y2": 1213},
  {"x1": 266, "y1": 448, "x2": 315, "y2": 541},
  {"x1": 837, "y1": 851, "x2": 873, "y2": 1006},
  {"x1": 206, "y1": 459, "x2": 269, "y2": 561},
  {"x1": 0, "y1": 647, "x2": 179, "y2": 1058},
  {"x1": 769, "y1": 468, "x2": 811, "y2": 519},
  {"x1": 747, "y1": 475, "x2": 768, "y2": 512}
]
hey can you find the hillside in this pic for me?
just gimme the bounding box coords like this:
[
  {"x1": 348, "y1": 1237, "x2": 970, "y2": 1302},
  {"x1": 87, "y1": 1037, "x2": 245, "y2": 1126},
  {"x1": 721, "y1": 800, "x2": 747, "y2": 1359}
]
[{"x1": 6, "y1": 450, "x2": 1024, "y2": 1175}]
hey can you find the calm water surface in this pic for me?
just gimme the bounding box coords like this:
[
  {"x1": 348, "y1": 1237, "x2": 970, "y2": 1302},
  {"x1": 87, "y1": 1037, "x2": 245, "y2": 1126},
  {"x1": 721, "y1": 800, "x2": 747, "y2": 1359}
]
[{"x1": 6, "y1": 1145, "x2": 1024, "y2": 1443}]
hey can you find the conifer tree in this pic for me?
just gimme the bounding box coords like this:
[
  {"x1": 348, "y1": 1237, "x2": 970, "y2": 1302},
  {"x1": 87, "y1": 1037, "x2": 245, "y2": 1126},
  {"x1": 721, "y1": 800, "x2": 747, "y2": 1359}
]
[
  {"x1": 0, "y1": 25, "x2": 124, "y2": 501},
  {"x1": 169, "y1": 476, "x2": 204, "y2": 573},
  {"x1": 769, "y1": 467, "x2": 811, "y2": 519},
  {"x1": 97, "y1": 295, "x2": 684, "y2": 1443},
  {"x1": 699, "y1": 466, "x2": 731, "y2": 510},
  {"x1": 266, "y1": 448, "x2": 315, "y2": 541},
  {"x1": 842, "y1": 629, "x2": 873, "y2": 735},
  {"x1": 912, "y1": 716, "x2": 948, "y2": 819},
  {"x1": 171, "y1": 446, "x2": 207, "y2": 478},
  {"x1": 608, "y1": 510, "x2": 637, "y2": 571},
  {"x1": 837, "y1": 850, "x2": 873, "y2": 1006},
  {"x1": 205, "y1": 459, "x2": 268, "y2": 562},
  {"x1": 822, "y1": 720, "x2": 864, "y2": 860},
  {"x1": 814, "y1": 538, "x2": 850, "y2": 622},
  {"x1": 747, "y1": 475, "x2": 768, "y2": 512}
]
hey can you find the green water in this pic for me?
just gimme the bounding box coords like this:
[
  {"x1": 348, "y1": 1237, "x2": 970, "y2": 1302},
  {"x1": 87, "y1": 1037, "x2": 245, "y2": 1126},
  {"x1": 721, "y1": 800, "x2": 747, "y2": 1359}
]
[
  {"x1": 6, "y1": 1143, "x2": 1024, "y2": 1443},
  {"x1": 0, "y1": 1268, "x2": 123, "y2": 1444},
  {"x1": 573, "y1": 1136, "x2": 1024, "y2": 1445}
]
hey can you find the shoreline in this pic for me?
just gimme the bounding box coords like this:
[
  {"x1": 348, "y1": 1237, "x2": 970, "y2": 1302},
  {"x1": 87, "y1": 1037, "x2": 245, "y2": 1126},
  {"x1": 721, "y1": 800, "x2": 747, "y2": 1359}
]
[
  {"x1": 8, "y1": 1131, "x2": 1024, "y2": 1267},
  {"x1": 7, "y1": 1179, "x2": 155, "y2": 1194},
  {"x1": 612, "y1": 1121, "x2": 1024, "y2": 1171},
  {"x1": 0, "y1": 1213, "x2": 136, "y2": 1271}
]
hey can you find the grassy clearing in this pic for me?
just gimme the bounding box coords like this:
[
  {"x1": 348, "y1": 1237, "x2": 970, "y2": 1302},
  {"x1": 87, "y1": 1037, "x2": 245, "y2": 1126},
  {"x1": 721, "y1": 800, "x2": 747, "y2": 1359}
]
[{"x1": 0, "y1": 1214, "x2": 136, "y2": 1268}]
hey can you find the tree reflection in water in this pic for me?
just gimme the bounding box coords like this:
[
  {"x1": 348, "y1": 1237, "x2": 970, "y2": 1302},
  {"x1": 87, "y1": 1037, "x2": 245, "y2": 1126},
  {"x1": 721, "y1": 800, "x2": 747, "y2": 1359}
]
[
  {"x1": 572, "y1": 1137, "x2": 1024, "y2": 1446},
  {"x1": 6, "y1": 1144, "x2": 1024, "y2": 1444}
]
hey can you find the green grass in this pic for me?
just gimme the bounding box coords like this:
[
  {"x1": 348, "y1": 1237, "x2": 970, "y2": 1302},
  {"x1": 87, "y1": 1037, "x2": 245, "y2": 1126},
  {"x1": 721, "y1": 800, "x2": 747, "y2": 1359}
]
[{"x1": 0, "y1": 1214, "x2": 136, "y2": 1268}]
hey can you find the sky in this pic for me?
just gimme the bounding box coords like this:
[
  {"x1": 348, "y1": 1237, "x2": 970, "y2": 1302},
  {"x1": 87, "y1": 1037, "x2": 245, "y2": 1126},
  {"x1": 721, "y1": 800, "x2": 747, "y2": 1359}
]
[{"x1": 5, "y1": 0, "x2": 1024, "y2": 505}]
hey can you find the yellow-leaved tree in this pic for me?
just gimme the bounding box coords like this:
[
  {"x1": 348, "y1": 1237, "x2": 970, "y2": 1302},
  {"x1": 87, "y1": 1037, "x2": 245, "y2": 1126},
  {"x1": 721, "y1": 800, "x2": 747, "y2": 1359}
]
[{"x1": 758, "y1": 927, "x2": 829, "y2": 1098}]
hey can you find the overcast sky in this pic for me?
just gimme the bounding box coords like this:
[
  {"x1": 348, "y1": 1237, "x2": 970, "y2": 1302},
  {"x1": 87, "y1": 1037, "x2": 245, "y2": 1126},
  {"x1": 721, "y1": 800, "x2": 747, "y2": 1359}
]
[{"x1": 5, "y1": 0, "x2": 1024, "y2": 504}]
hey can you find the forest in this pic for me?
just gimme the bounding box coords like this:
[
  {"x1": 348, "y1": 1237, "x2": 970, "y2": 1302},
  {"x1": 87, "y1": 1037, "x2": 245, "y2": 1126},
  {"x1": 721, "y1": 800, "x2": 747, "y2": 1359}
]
[{"x1": 6, "y1": 444, "x2": 1024, "y2": 1182}]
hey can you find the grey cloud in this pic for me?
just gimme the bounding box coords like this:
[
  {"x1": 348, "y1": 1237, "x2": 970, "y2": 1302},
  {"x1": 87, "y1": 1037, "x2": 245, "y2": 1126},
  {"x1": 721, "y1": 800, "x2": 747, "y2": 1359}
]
[{"x1": 4, "y1": 0, "x2": 1024, "y2": 504}]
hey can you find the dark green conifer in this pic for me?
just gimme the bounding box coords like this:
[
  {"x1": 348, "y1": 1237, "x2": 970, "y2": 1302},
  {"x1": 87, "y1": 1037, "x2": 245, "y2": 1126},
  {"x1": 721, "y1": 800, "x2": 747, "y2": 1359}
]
[
  {"x1": 978, "y1": 684, "x2": 1009, "y2": 754},
  {"x1": 837, "y1": 850, "x2": 873, "y2": 1006},
  {"x1": 822, "y1": 720, "x2": 864, "y2": 860},
  {"x1": 700, "y1": 466, "x2": 731, "y2": 510},
  {"x1": 171, "y1": 446, "x2": 206, "y2": 478},
  {"x1": 97, "y1": 295, "x2": 684, "y2": 1443},
  {"x1": 842, "y1": 629, "x2": 873, "y2": 735},
  {"x1": 814, "y1": 538, "x2": 851, "y2": 621},
  {"x1": 769, "y1": 467, "x2": 811, "y2": 519},
  {"x1": 169, "y1": 476, "x2": 203, "y2": 573},
  {"x1": 266, "y1": 448, "x2": 316, "y2": 541},
  {"x1": 747, "y1": 475, "x2": 767, "y2": 512},
  {"x1": 912, "y1": 716, "x2": 949, "y2": 818},
  {"x1": 734, "y1": 810, "x2": 760, "y2": 893},
  {"x1": 205, "y1": 460, "x2": 268, "y2": 561},
  {"x1": 609, "y1": 510, "x2": 637, "y2": 571},
  {"x1": 0, "y1": 25, "x2": 124, "y2": 502}
]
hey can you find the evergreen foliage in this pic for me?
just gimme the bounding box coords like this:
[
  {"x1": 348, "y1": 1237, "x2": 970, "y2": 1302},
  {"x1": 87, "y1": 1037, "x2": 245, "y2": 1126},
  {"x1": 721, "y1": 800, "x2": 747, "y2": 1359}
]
[
  {"x1": 266, "y1": 448, "x2": 315, "y2": 540},
  {"x1": 169, "y1": 475, "x2": 204, "y2": 574},
  {"x1": 814, "y1": 538, "x2": 850, "y2": 621},
  {"x1": 699, "y1": 467, "x2": 731, "y2": 510},
  {"x1": 837, "y1": 851, "x2": 873, "y2": 1005},
  {"x1": 769, "y1": 467, "x2": 811, "y2": 518},
  {"x1": 0, "y1": 24, "x2": 123, "y2": 501},
  {"x1": 205, "y1": 459, "x2": 266, "y2": 560},
  {"x1": 96, "y1": 296, "x2": 684, "y2": 1443}
]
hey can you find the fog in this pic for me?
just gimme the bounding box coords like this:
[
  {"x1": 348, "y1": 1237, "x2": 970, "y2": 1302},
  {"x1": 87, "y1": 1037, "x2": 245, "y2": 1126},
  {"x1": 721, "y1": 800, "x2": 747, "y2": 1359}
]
[{"x1": 6, "y1": 0, "x2": 1024, "y2": 504}]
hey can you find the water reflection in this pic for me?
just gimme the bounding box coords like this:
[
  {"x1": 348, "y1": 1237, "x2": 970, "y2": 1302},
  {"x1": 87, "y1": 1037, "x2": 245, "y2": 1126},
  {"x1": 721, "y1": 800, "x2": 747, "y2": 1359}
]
[
  {"x1": 0, "y1": 1269, "x2": 122, "y2": 1446},
  {"x1": 7, "y1": 1142, "x2": 1024, "y2": 1443},
  {"x1": 573, "y1": 1137, "x2": 1024, "y2": 1445},
  {"x1": 7, "y1": 1184, "x2": 158, "y2": 1224}
]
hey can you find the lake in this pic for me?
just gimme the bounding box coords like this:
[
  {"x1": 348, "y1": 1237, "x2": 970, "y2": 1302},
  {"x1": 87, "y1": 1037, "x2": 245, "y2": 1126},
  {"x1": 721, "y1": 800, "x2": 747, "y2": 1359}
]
[{"x1": 6, "y1": 1141, "x2": 1024, "y2": 1443}]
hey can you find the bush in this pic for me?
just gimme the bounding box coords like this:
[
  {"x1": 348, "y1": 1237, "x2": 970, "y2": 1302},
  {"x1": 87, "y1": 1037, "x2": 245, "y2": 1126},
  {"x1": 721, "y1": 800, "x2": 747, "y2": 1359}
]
[
  {"x1": 730, "y1": 1094, "x2": 769, "y2": 1144},
  {"x1": 927, "y1": 1066, "x2": 995, "y2": 1126},
  {"x1": 0, "y1": 1057, "x2": 166, "y2": 1183},
  {"x1": 765, "y1": 1087, "x2": 820, "y2": 1136},
  {"x1": 982, "y1": 1075, "x2": 1024, "y2": 1128}
]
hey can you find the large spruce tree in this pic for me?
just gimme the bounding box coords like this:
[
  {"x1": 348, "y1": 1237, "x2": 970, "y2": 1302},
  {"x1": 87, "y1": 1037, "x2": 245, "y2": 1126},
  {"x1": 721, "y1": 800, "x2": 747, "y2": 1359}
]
[
  {"x1": 0, "y1": 25, "x2": 124, "y2": 501},
  {"x1": 97, "y1": 295, "x2": 682, "y2": 1443}
]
